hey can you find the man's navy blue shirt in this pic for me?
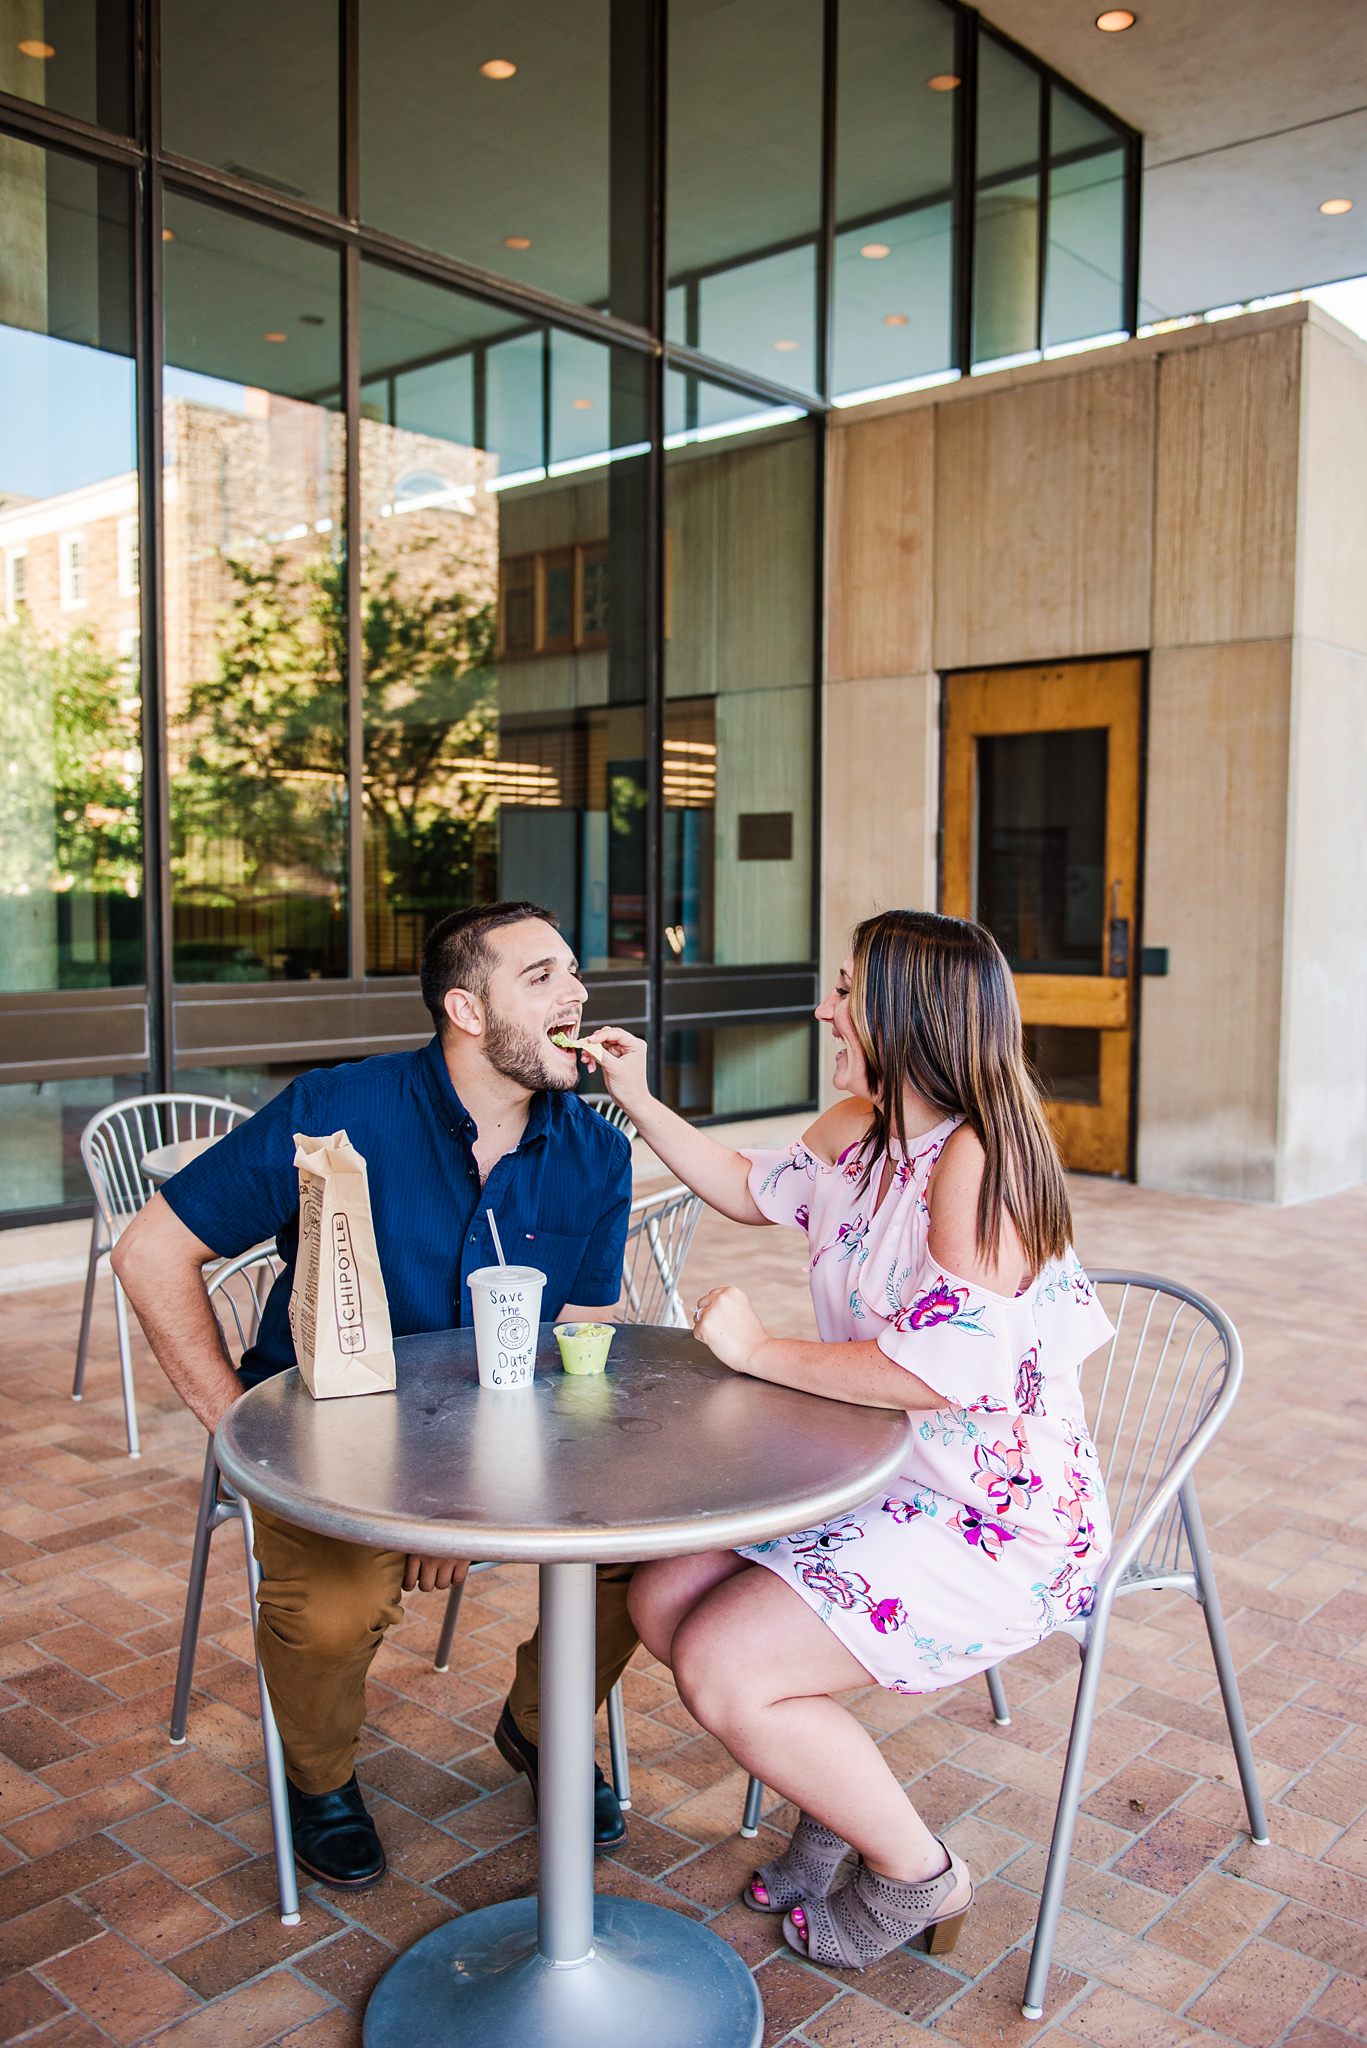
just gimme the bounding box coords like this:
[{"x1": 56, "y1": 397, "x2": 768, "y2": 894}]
[{"x1": 162, "y1": 1038, "x2": 632, "y2": 1385}]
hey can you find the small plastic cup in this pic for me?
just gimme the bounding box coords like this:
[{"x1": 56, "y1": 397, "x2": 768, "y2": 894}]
[
  {"x1": 467, "y1": 1265, "x2": 546, "y2": 1390},
  {"x1": 554, "y1": 1322, "x2": 615, "y2": 1376}
]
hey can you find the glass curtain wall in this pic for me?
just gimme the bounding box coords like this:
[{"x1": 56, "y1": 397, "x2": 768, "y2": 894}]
[{"x1": 0, "y1": 0, "x2": 1139, "y2": 1217}]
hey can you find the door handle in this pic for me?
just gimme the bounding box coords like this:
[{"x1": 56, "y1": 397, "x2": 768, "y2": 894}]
[{"x1": 1108, "y1": 879, "x2": 1129, "y2": 979}]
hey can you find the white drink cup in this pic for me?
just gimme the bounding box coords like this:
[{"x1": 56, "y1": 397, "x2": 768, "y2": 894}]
[{"x1": 467, "y1": 1265, "x2": 546, "y2": 1390}]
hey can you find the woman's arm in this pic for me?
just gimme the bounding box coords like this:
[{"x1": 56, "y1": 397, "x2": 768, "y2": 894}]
[
  {"x1": 581, "y1": 1027, "x2": 767, "y2": 1225},
  {"x1": 691, "y1": 1286, "x2": 947, "y2": 1412}
]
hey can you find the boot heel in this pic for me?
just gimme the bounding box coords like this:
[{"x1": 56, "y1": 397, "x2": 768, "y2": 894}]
[{"x1": 926, "y1": 1910, "x2": 967, "y2": 1955}]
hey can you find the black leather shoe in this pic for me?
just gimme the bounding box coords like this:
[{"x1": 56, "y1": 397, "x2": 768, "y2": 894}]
[
  {"x1": 495, "y1": 1701, "x2": 628, "y2": 1852},
  {"x1": 287, "y1": 1773, "x2": 386, "y2": 1889}
]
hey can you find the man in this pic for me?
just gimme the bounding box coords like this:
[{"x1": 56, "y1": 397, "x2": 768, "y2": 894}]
[{"x1": 113, "y1": 902, "x2": 636, "y2": 1888}]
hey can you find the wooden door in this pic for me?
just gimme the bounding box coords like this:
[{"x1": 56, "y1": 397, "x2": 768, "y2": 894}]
[{"x1": 943, "y1": 659, "x2": 1142, "y2": 1176}]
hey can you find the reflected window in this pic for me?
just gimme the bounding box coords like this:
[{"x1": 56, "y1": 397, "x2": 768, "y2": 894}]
[
  {"x1": 833, "y1": 0, "x2": 957, "y2": 401},
  {"x1": 668, "y1": 0, "x2": 823, "y2": 393},
  {"x1": 0, "y1": 0, "x2": 132, "y2": 131},
  {"x1": 973, "y1": 34, "x2": 1042, "y2": 370},
  {"x1": 0, "y1": 1074, "x2": 148, "y2": 1212},
  {"x1": 976, "y1": 729, "x2": 1107, "y2": 974},
  {"x1": 0, "y1": 141, "x2": 141, "y2": 995},
  {"x1": 665, "y1": 1022, "x2": 814, "y2": 1122},
  {"x1": 162, "y1": 0, "x2": 339, "y2": 213},
  {"x1": 1044, "y1": 85, "x2": 1127, "y2": 351},
  {"x1": 358, "y1": 262, "x2": 650, "y2": 976},
  {"x1": 162, "y1": 197, "x2": 346, "y2": 984}
]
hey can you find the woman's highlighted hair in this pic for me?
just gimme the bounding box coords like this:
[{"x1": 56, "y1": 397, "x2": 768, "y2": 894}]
[{"x1": 847, "y1": 910, "x2": 1071, "y2": 1276}]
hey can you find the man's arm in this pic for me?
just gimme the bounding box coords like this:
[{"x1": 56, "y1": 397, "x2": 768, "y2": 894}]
[{"x1": 111, "y1": 1195, "x2": 244, "y2": 1433}]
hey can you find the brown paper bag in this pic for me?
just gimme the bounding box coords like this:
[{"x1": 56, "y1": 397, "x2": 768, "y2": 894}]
[{"x1": 288, "y1": 1131, "x2": 397, "y2": 1399}]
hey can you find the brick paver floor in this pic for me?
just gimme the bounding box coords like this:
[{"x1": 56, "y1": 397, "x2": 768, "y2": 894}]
[{"x1": 2, "y1": 1173, "x2": 1365, "y2": 2048}]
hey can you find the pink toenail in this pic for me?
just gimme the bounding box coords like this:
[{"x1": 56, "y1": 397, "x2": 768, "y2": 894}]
[{"x1": 793, "y1": 1907, "x2": 806, "y2": 1934}]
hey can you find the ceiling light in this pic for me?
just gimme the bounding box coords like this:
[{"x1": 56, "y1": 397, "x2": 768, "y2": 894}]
[
  {"x1": 1095, "y1": 9, "x2": 1135, "y2": 28},
  {"x1": 18, "y1": 38, "x2": 55, "y2": 56},
  {"x1": 1320, "y1": 198, "x2": 1353, "y2": 215},
  {"x1": 161, "y1": 228, "x2": 175, "y2": 243},
  {"x1": 480, "y1": 58, "x2": 516, "y2": 78},
  {"x1": 572, "y1": 398, "x2": 594, "y2": 409},
  {"x1": 504, "y1": 236, "x2": 532, "y2": 250},
  {"x1": 926, "y1": 73, "x2": 960, "y2": 90},
  {"x1": 883, "y1": 314, "x2": 909, "y2": 326},
  {"x1": 861, "y1": 243, "x2": 891, "y2": 259},
  {"x1": 774, "y1": 340, "x2": 798, "y2": 351},
  {"x1": 263, "y1": 331, "x2": 288, "y2": 343}
]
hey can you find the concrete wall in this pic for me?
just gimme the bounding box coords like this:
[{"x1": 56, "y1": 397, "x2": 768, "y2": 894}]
[{"x1": 821, "y1": 301, "x2": 1367, "y2": 1199}]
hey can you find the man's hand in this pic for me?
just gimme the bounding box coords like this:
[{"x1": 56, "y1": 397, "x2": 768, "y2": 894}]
[
  {"x1": 402, "y1": 1555, "x2": 472, "y2": 1596},
  {"x1": 692, "y1": 1286, "x2": 769, "y2": 1373}
]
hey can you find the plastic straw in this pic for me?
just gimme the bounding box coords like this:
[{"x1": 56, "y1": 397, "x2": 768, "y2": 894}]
[{"x1": 486, "y1": 1209, "x2": 507, "y2": 1265}]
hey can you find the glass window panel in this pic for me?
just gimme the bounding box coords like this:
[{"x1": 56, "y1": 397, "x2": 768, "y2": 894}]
[
  {"x1": 162, "y1": 196, "x2": 347, "y2": 985},
  {"x1": 833, "y1": 0, "x2": 956, "y2": 400},
  {"x1": 360, "y1": 0, "x2": 614, "y2": 312},
  {"x1": 664, "y1": 1022, "x2": 814, "y2": 1121},
  {"x1": 359, "y1": 262, "x2": 649, "y2": 976},
  {"x1": 1024, "y1": 1024, "x2": 1101, "y2": 1106},
  {"x1": 1044, "y1": 85, "x2": 1127, "y2": 349},
  {"x1": 973, "y1": 35, "x2": 1041, "y2": 368},
  {"x1": 0, "y1": 1073, "x2": 148, "y2": 1214},
  {"x1": 162, "y1": 0, "x2": 339, "y2": 213},
  {"x1": 0, "y1": 0, "x2": 132, "y2": 132},
  {"x1": 669, "y1": 0, "x2": 822, "y2": 388},
  {"x1": 975, "y1": 728, "x2": 1107, "y2": 974},
  {"x1": 0, "y1": 143, "x2": 141, "y2": 995}
]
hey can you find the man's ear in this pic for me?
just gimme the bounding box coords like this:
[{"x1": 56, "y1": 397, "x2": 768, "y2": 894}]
[{"x1": 443, "y1": 986, "x2": 484, "y2": 1040}]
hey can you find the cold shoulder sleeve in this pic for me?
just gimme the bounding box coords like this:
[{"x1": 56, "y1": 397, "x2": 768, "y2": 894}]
[{"x1": 742, "y1": 1144, "x2": 824, "y2": 1233}]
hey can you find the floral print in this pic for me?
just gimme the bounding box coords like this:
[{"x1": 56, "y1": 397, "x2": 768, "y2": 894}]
[{"x1": 735, "y1": 1117, "x2": 1115, "y2": 1693}]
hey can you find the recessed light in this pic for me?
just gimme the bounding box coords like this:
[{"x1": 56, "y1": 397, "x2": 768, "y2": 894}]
[
  {"x1": 161, "y1": 228, "x2": 175, "y2": 243},
  {"x1": 299, "y1": 314, "x2": 324, "y2": 325},
  {"x1": 883, "y1": 314, "x2": 909, "y2": 327},
  {"x1": 1095, "y1": 9, "x2": 1135, "y2": 28},
  {"x1": 18, "y1": 38, "x2": 55, "y2": 56},
  {"x1": 504, "y1": 235, "x2": 532, "y2": 250},
  {"x1": 926, "y1": 73, "x2": 960, "y2": 90},
  {"x1": 481, "y1": 58, "x2": 516, "y2": 78},
  {"x1": 774, "y1": 340, "x2": 798, "y2": 352},
  {"x1": 861, "y1": 243, "x2": 891, "y2": 259},
  {"x1": 572, "y1": 398, "x2": 594, "y2": 409},
  {"x1": 1320, "y1": 197, "x2": 1353, "y2": 215},
  {"x1": 263, "y1": 331, "x2": 288, "y2": 343}
]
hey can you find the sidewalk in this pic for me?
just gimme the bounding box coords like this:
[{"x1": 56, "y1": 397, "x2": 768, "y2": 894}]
[{"x1": 1, "y1": 1172, "x2": 1364, "y2": 2048}]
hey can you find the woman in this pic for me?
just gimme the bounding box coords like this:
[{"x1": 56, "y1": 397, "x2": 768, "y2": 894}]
[{"x1": 584, "y1": 911, "x2": 1113, "y2": 1970}]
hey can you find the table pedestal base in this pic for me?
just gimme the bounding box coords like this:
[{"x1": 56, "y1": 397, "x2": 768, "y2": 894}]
[{"x1": 361, "y1": 1895, "x2": 762, "y2": 2048}]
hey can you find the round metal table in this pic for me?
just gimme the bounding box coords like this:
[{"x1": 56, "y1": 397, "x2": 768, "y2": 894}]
[
  {"x1": 140, "y1": 1134, "x2": 222, "y2": 1184},
  {"x1": 215, "y1": 1323, "x2": 912, "y2": 2048}
]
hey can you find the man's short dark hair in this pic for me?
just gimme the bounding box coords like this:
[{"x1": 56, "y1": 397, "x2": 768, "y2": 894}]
[{"x1": 419, "y1": 901, "x2": 560, "y2": 1033}]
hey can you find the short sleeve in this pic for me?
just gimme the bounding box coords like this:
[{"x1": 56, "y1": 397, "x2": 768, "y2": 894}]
[
  {"x1": 562, "y1": 1126, "x2": 633, "y2": 1307},
  {"x1": 161, "y1": 1080, "x2": 308, "y2": 1258},
  {"x1": 744, "y1": 1145, "x2": 822, "y2": 1233},
  {"x1": 874, "y1": 1258, "x2": 1021, "y2": 1408}
]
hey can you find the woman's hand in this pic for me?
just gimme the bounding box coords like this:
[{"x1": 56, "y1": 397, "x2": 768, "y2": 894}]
[
  {"x1": 693, "y1": 1286, "x2": 769, "y2": 1372},
  {"x1": 580, "y1": 1026, "x2": 652, "y2": 1118}
]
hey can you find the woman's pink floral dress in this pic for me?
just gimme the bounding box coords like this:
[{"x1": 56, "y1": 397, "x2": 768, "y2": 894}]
[{"x1": 738, "y1": 1116, "x2": 1115, "y2": 1692}]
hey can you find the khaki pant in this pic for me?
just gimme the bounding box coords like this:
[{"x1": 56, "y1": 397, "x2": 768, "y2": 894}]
[{"x1": 251, "y1": 1507, "x2": 639, "y2": 1795}]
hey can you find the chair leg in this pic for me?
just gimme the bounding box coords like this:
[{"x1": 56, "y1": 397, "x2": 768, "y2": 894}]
[
  {"x1": 606, "y1": 1679, "x2": 632, "y2": 1810},
  {"x1": 1020, "y1": 1612, "x2": 1111, "y2": 2020},
  {"x1": 171, "y1": 1438, "x2": 222, "y2": 1743},
  {"x1": 238, "y1": 1495, "x2": 301, "y2": 1926},
  {"x1": 433, "y1": 1576, "x2": 467, "y2": 1673},
  {"x1": 112, "y1": 1274, "x2": 140, "y2": 1459},
  {"x1": 985, "y1": 1664, "x2": 1011, "y2": 1726},
  {"x1": 71, "y1": 1216, "x2": 104, "y2": 1401},
  {"x1": 1182, "y1": 1480, "x2": 1269, "y2": 1846},
  {"x1": 740, "y1": 1775, "x2": 764, "y2": 1839}
]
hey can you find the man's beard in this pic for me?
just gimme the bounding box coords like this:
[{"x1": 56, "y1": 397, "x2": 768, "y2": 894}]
[{"x1": 483, "y1": 1005, "x2": 576, "y2": 1094}]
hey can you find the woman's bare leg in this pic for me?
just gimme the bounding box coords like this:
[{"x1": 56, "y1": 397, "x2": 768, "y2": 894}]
[
  {"x1": 628, "y1": 1550, "x2": 748, "y2": 1664},
  {"x1": 671, "y1": 1563, "x2": 967, "y2": 1904}
]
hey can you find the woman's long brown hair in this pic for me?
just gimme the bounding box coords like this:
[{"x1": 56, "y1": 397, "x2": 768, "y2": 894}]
[{"x1": 846, "y1": 910, "x2": 1071, "y2": 1275}]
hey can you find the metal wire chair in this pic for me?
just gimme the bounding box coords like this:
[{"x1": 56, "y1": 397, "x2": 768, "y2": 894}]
[
  {"x1": 73, "y1": 1093, "x2": 252, "y2": 1456},
  {"x1": 170, "y1": 1248, "x2": 300, "y2": 1926},
  {"x1": 737, "y1": 1270, "x2": 1267, "y2": 2017},
  {"x1": 581, "y1": 1092, "x2": 639, "y2": 1142}
]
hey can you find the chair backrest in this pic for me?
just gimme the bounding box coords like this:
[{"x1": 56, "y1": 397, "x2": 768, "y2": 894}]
[
  {"x1": 80, "y1": 1093, "x2": 251, "y2": 1231},
  {"x1": 581, "y1": 1092, "x2": 639, "y2": 1143},
  {"x1": 619, "y1": 1185, "x2": 704, "y2": 1328},
  {"x1": 1082, "y1": 1272, "x2": 1241, "y2": 1582},
  {"x1": 207, "y1": 1245, "x2": 284, "y2": 1358}
]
